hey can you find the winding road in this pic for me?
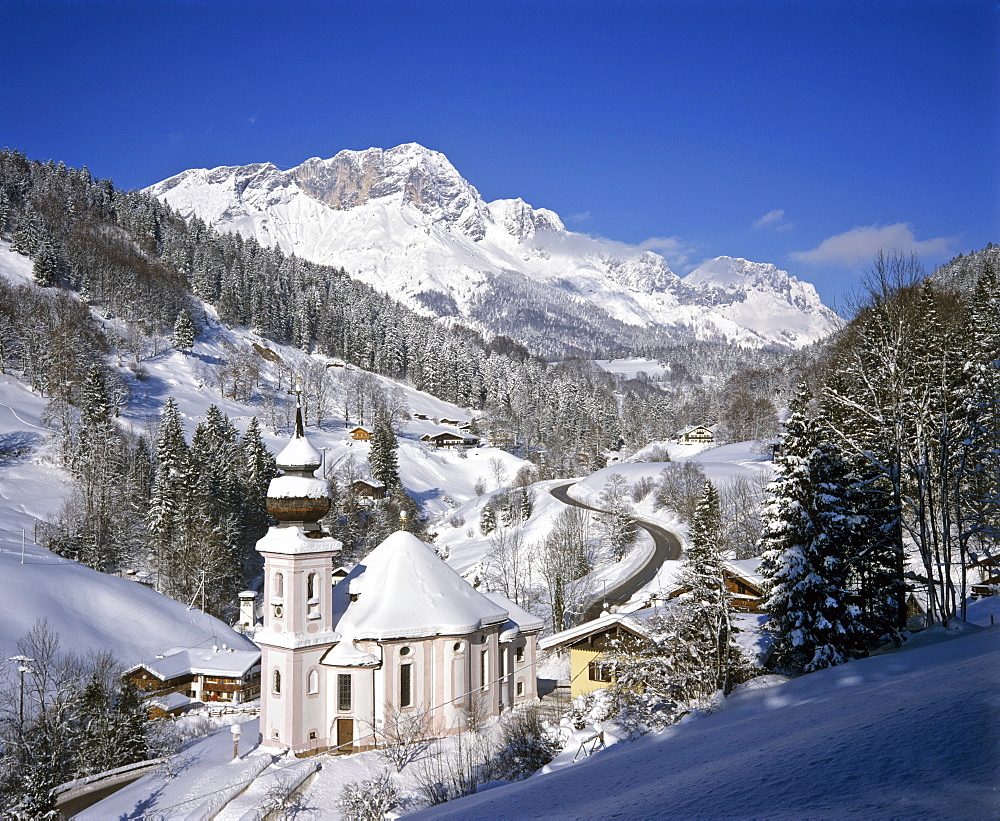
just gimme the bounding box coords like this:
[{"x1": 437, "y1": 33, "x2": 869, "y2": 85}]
[{"x1": 549, "y1": 481, "x2": 683, "y2": 620}]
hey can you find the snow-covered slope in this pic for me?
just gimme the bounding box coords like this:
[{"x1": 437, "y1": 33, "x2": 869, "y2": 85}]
[
  {"x1": 147, "y1": 144, "x2": 838, "y2": 352},
  {"x1": 0, "y1": 372, "x2": 254, "y2": 666},
  {"x1": 0, "y1": 240, "x2": 532, "y2": 663},
  {"x1": 416, "y1": 624, "x2": 1000, "y2": 820}
]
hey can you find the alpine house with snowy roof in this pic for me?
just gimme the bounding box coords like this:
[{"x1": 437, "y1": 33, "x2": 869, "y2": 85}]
[{"x1": 256, "y1": 404, "x2": 542, "y2": 757}]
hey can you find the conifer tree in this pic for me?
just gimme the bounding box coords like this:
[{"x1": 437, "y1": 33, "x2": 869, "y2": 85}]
[
  {"x1": 368, "y1": 411, "x2": 401, "y2": 491},
  {"x1": 480, "y1": 499, "x2": 497, "y2": 535},
  {"x1": 238, "y1": 415, "x2": 276, "y2": 561},
  {"x1": 172, "y1": 309, "x2": 196, "y2": 351},
  {"x1": 759, "y1": 393, "x2": 858, "y2": 674},
  {"x1": 32, "y1": 237, "x2": 59, "y2": 288},
  {"x1": 677, "y1": 480, "x2": 736, "y2": 692}
]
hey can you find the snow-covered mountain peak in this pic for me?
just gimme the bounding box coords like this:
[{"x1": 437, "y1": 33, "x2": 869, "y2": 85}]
[
  {"x1": 488, "y1": 197, "x2": 566, "y2": 242},
  {"x1": 148, "y1": 146, "x2": 839, "y2": 353},
  {"x1": 288, "y1": 143, "x2": 492, "y2": 240}
]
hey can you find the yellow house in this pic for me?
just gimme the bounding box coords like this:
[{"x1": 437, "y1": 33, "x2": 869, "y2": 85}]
[{"x1": 539, "y1": 612, "x2": 653, "y2": 699}]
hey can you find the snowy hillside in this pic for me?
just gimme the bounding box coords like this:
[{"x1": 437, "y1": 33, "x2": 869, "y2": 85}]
[
  {"x1": 418, "y1": 623, "x2": 1000, "y2": 820},
  {"x1": 147, "y1": 144, "x2": 838, "y2": 353},
  {"x1": 0, "y1": 240, "x2": 534, "y2": 662},
  {"x1": 0, "y1": 372, "x2": 255, "y2": 666}
]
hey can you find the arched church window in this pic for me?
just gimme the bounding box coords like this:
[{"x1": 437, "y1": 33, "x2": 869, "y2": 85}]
[
  {"x1": 274, "y1": 572, "x2": 284, "y2": 598},
  {"x1": 308, "y1": 669, "x2": 319, "y2": 695},
  {"x1": 273, "y1": 669, "x2": 281, "y2": 694},
  {"x1": 307, "y1": 573, "x2": 320, "y2": 618}
]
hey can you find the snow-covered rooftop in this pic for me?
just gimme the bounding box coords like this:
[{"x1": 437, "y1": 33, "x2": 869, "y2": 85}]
[
  {"x1": 128, "y1": 645, "x2": 261, "y2": 680},
  {"x1": 275, "y1": 431, "x2": 323, "y2": 470},
  {"x1": 332, "y1": 531, "x2": 510, "y2": 640}
]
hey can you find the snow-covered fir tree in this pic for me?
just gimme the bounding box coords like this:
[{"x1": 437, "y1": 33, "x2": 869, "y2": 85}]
[
  {"x1": 678, "y1": 480, "x2": 737, "y2": 692},
  {"x1": 172, "y1": 308, "x2": 196, "y2": 351},
  {"x1": 758, "y1": 392, "x2": 859, "y2": 674},
  {"x1": 367, "y1": 411, "x2": 401, "y2": 491}
]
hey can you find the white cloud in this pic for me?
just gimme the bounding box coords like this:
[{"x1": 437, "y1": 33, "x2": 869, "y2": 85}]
[
  {"x1": 790, "y1": 223, "x2": 957, "y2": 266},
  {"x1": 753, "y1": 209, "x2": 793, "y2": 231},
  {"x1": 569, "y1": 210, "x2": 592, "y2": 223},
  {"x1": 636, "y1": 236, "x2": 699, "y2": 268}
]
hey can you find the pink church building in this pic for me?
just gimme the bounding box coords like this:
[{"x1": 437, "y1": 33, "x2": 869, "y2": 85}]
[{"x1": 256, "y1": 408, "x2": 541, "y2": 756}]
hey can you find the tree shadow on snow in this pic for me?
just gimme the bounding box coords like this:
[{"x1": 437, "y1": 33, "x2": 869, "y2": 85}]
[{"x1": 0, "y1": 430, "x2": 41, "y2": 466}]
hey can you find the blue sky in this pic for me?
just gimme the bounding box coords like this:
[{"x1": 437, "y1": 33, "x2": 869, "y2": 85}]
[{"x1": 2, "y1": 0, "x2": 995, "y2": 309}]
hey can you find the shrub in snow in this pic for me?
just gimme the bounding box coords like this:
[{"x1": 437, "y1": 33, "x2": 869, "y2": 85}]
[
  {"x1": 559, "y1": 688, "x2": 663, "y2": 742},
  {"x1": 416, "y1": 730, "x2": 499, "y2": 806},
  {"x1": 372, "y1": 705, "x2": 433, "y2": 773},
  {"x1": 336, "y1": 771, "x2": 399, "y2": 821},
  {"x1": 492, "y1": 704, "x2": 559, "y2": 782},
  {"x1": 630, "y1": 475, "x2": 655, "y2": 503}
]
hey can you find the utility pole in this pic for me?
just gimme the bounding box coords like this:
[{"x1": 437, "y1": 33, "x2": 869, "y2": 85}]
[{"x1": 8, "y1": 655, "x2": 35, "y2": 726}]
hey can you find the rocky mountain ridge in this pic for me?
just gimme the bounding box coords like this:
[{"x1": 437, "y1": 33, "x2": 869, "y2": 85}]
[{"x1": 148, "y1": 143, "x2": 838, "y2": 355}]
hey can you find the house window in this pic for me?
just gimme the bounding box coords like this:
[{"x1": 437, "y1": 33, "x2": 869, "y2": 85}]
[
  {"x1": 515, "y1": 645, "x2": 525, "y2": 663},
  {"x1": 273, "y1": 670, "x2": 281, "y2": 694},
  {"x1": 517, "y1": 681, "x2": 524, "y2": 696},
  {"x1": 400, "y1": 664, "x2": 413, "y2": 707},
  {"x1": 480, "y1": 649, "x2": 489, "y2": 692},
  {"x1": 338, "y1": 674, "x2": 352, "y2": 712},
  {"x1": 588, "y1": 661, "x2": 613, "y2": 683},
  {"x1": 308, "y1": 669, "x2": 319, "y2": 695}
]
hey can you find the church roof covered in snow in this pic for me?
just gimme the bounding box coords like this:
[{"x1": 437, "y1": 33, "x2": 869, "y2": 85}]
[
  {"x1": 331, "y1": 531, "x2": 510, "y2": 640},
  {"x1": 481, "y1": 590, "x2": 545, "y2": 635}
]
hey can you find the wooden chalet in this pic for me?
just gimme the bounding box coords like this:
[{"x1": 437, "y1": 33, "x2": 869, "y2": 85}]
[
  {"x1": 125, "y1": 646, "x2": 262, "y2": 716},
  {"x1": 349, "y1": 478, "x2": 386, "y2": 502},
  {"x1": 422, "y1": 430, "x2": 479, "y2": 449},
  {"x1": 349, "y1": 426, "x2": 372, "y2": 442},
  {"x1": 657, "y1": 559, "x2": 765, "y2": 613},
  {"x1": 676, "y1": 424, "x2": 715, "y2": 445},
  {"x1": 722, "y1": 561, "x2": 766, "y2": 612},
  {"x1": 969, "y1": 554, "x2": 1000, "y2": 598},
  {"x1": 539, "y1": 612, "x2": 654, "y2": 698}
]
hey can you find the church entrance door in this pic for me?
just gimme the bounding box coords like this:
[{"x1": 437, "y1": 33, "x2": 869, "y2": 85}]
[{"x1": 336, "y1": 718, "x2": 353, "y2": 753}]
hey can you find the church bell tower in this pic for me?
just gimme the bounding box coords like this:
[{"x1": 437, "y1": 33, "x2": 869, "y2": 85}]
[{"x1": 255, "y1": 395, "x2": 341, "y2": 754}]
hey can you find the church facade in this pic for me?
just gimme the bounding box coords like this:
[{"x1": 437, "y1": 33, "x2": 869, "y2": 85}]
[{"x1": 255, "y1": 411, "x2": 541, "y2": 756}]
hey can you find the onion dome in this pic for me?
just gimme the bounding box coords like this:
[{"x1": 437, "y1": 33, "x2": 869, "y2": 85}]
[{"x1": 266, "y1": 395, "x2": 330, "y2": 529}]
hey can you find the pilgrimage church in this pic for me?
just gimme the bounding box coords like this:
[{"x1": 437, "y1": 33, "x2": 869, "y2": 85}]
[{"x1": 255, "y1": 407, "x2": 542, "y2": 755}]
